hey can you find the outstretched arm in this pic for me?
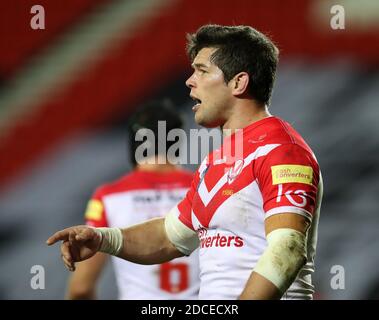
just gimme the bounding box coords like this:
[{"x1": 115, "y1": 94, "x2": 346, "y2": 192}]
[
  {"x1": 117, "y1": 217, "x2": 184, "y2": 264},
  {"x1": 47, "y1": 217, "x2": 190, "y2": 272}
]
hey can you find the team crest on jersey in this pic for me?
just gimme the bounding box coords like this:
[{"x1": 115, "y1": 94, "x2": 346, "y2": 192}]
[{"x1": 227, "y1": 159, "x2": 244, "y2": 184}]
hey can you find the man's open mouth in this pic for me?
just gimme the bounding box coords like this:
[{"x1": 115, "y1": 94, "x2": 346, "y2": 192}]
[{"x1": 190, "y1": 95, "x2": 202, "y2": 110}]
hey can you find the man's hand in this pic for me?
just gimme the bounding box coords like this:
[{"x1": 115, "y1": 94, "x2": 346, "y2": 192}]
[{"x1": 46, "y1": 226, "x2": 102, "y2": 272}]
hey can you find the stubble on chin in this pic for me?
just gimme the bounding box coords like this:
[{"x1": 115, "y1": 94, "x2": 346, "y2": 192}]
[{"x1": 194, "y1": 111, "x2": 204, "y2": 126}]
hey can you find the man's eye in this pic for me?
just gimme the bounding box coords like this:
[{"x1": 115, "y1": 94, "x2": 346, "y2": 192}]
[{"x1": 199, "y1": 69, "x2": 206, "y2": 74}]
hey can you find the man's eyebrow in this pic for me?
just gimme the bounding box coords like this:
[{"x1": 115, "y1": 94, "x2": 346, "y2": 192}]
[{"x1": 191, "y1": 63, "x2": 209, "y2": 69}]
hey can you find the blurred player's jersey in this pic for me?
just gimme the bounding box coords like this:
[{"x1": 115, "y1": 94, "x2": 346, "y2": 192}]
[
  {"x1": 85, "y1": 170, "x2": 200, "y2": 300},
  {"x1": 174, "y1": 116, "x2": 323, "y2": 300}
]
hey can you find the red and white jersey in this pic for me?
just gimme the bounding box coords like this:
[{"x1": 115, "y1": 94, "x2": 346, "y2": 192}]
[
  {"x1": 174, "y1": 116, "x2": 322, "y2": 300},
  {"x1": 85, "y1": 170, "x2": 200, "y2": 300}
]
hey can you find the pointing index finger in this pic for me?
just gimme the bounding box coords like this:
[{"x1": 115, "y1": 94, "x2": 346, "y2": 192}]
[{"x1": 46, "y1": 229, "x2": 70, "y2": 246}]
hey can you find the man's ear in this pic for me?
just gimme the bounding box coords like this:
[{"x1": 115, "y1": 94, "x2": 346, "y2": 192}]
[{"x1": 230, "y1": 72, "x2": 249, "y2": 96}]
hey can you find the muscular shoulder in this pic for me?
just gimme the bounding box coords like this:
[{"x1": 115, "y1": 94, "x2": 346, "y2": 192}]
[{"x1": 259, "y1": 117, "x2": 314, "y2": 154}]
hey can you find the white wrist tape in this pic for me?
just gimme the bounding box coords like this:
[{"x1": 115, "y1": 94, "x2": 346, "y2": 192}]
[
  {"x1": 164, "y1": 210, "x2": 199, "y2": 256},
  {"x1": 253, "y1": 228, "x2": 307, "y2": 293},
  {"x1": 95, "y1": 227, "x2": 123, "y2": 256}
]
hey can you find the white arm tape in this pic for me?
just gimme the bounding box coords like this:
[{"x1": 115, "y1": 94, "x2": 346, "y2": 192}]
[
  {"x1": 164, "y1": 209, "x2": 199, "y2": 256},
  {"x1": 253, "y1": 228, "x2": 307, "y2": 293},
  {"x1": 95, "y1": 227, "x2": 123, "y2": 256}
]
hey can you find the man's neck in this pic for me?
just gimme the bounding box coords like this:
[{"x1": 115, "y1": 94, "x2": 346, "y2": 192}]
[{"x1": 221, "y1": 100, "x2": 271, "y2": 136}]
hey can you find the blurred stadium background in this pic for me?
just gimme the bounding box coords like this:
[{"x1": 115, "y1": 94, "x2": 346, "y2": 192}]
[{"x1": 0, "y1": 0, "x2": 378, "y2": 299}]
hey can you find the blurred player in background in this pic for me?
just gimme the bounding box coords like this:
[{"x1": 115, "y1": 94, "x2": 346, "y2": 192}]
[
  {"x1": 48, "y1": 24, "x2": 323, "y2": 300},
  {"x1": 66, "y1": 100, "x2": 200, "y2": 299}
]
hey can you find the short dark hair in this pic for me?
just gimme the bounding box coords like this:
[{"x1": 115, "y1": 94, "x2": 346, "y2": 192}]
[
  {"x1": 127, "y1": 99, "x2": 183, "y2": 165},
  {"x1": 186, "y1": 24, "x2": 279, "y2": 105}
]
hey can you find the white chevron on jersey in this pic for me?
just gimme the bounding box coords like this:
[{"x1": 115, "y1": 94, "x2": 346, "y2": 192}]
[{"x1": 198, "y1": 144, "x2": 280, "y2": 206}]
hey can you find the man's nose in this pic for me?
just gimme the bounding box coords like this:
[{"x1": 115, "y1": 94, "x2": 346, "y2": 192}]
[{"x1": 186, "y1": 74, "x2": 196, "y2": 89}]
